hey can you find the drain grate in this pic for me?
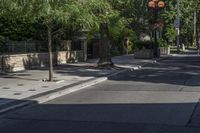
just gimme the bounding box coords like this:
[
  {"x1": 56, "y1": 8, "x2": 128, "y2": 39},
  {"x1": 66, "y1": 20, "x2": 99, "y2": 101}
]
[
  {"x1": 2, "y1": 87, "x2": 10, "y2": 90},
  {"x1": 42, "y1": 86, "x2": 49, "y2": 88},
  {"x1": 29, "y1": 89, "x2": 36, "y2": 92},
  {"x1": 17, "y1": 84, "x2": 24, "y2": 86},
  {"x1": 13, "y1": 93, "x2": 22, "y2": 95}
]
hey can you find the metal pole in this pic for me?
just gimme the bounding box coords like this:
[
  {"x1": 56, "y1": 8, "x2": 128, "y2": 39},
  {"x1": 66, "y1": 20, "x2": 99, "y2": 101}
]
[
  {"x1": 176, "y1": 0, "x2": 180, "y2": 53},
  {"x1": 154, "y1": 8, "x2": 159, "y2": 58},
  {"x1": 194, "y1": 10, "x2": 197, "y2": 47}
]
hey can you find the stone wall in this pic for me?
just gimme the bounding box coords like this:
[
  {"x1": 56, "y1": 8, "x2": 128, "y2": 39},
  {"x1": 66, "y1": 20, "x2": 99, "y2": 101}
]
[
  {"x1": 160, "y1": 47, "x2": 170, "y2": 55},
  {"x1": 0, "y1": 50, "x2": 84, "y2": 72},
  {"x1": 134, "y1": 49, "x2": 153, "y2": 59},
  {"x1": 57, "y1": 51, "x2": 84, "y2": 64}
]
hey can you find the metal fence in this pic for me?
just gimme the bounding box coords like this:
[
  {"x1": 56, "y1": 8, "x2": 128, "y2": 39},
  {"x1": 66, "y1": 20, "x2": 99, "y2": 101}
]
[{"x1": 2, "y1": 40, "x2": 47, "y2": 54}]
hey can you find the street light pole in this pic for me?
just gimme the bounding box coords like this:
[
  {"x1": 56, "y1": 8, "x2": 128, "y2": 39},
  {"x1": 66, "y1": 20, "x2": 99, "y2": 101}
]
[
  {"x1": 176, "y1": 0, "x2": 180, "y2": 52},
  {"x1": 148, "y1": 0, "x2": 165, "y2": 58},
  {"x1": 153, "y1": 9, "x2": 158, "y2": 58},
  {"x1": 194, "y1": 9, "x2": 197, "y2": 47}
]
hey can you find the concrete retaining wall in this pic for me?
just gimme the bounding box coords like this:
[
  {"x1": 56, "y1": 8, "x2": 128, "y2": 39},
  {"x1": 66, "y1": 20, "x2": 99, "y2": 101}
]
[
  {"x1": 160, "y1": 47, "x2": 170, "y2": 55},
  {"x1": 0, "y1": 50, "x2": 84, "y2": 72},
  {"x1": 134, "y1": 49, "x2": 153, "y2": 59}
]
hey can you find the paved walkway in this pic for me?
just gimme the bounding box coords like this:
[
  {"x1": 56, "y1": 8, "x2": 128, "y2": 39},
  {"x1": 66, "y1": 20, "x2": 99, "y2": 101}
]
[{"x1": 0, "y1": 55, "x2": 155, "y2": 114}]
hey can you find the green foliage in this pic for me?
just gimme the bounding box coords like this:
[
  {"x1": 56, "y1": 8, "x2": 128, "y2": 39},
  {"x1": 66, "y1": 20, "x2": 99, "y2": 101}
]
[
  {"x1": 127, "y1": 41, "x2": 134, "y2": 54},
  {"x1": 164, "y1": 25, "x2": 176, "y2": 41},
  {"x1": 158, "y1": 38, "x2": 169, "y2": 47},
  {"x1": 118, "y1": 0, "x2": 148, "y2": 38},
  {"x1": 0, "y1": 0, "x2": 138, "y2": 45},
  {"x1": 135, "y1": 41, "x2": 154, "y2": 50},
  {"x1": 2, "y1": 0, "x2": 199, "y2": 54},
  {"x1": 0, "y1": 17, "x2": 38, "y2": 41},
  {"x1": 160, "y1": 1, "x2": 176, "y2": 42},
  {"x1": 109, "y1": 15, "x2": 133, "y2": 43},
  {"x1": 158, "y1": 0, "x2": 200, "y2": 44},
  {"x1": 0, "y1": 35, "x2": 6, "y2": 53}
]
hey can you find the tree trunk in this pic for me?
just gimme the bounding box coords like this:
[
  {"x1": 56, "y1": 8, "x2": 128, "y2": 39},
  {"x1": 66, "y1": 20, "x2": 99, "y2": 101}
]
[
  {"x1": 98, "y1": 23, "x2": 113, "y2": 67},
  {"x1": 47, "y1": 25, "x2": 53, "y2": 82}
]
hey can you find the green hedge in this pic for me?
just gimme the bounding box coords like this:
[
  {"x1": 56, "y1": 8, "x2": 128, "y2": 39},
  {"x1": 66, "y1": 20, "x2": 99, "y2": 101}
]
[
  {"x1": 158, "y1": 38, "x2": 169, "y2": 47},
  {"x1": 135, "y1": 41, "x2": 154, "y2": 50}
]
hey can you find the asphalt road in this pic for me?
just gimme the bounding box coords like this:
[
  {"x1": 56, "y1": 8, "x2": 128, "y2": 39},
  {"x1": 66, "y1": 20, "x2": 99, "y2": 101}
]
[{"x1": 1, "y1": 55, "x2": 200, "y2": 133}]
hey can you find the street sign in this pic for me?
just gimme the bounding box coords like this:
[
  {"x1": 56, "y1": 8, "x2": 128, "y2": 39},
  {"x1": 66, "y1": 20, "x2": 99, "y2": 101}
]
[{"x1": 174, "y1": 18, "x2": 180, "y2": 28}]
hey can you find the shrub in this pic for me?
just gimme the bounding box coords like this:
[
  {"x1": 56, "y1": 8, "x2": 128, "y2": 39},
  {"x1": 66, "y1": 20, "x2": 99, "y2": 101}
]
[
  {"x1": 0, "y1": 35, "x2": 7, "y2": 53},
  {"x1": 127, "y1": 41, "x2": 134, "y2": 54},
  {"x1": 135, "y1": 41, "x2": 154, "y2": 50},
  {"x1": 158, "y1": 38, "x2": 168, "y2": 47}
]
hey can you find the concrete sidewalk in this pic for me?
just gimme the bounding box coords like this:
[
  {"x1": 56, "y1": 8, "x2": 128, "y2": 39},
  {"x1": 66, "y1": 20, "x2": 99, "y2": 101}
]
[{"x1": 0, "y1": 55, "x2": 156, "y2": 114}]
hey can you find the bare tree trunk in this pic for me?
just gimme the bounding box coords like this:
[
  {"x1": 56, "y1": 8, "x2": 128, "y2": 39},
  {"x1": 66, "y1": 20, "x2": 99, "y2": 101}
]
[
  {"x1": 47, "y1": 25, "x2": 53, "y2": 82},
  {"x1": 98, "y1": 23, "x2": 113, "y2": 67}
]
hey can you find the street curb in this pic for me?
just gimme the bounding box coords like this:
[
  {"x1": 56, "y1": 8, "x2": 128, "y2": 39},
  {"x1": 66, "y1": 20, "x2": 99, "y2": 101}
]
[
  {"x1": 0, "y1": 56, "x2": 167, "y2": 115},
  {"x1": 0, "y1": 69, "x2": 127, "y2": 115},
  {"x1": 35, "y1": 69, "x2": 127, "y2": 104}
]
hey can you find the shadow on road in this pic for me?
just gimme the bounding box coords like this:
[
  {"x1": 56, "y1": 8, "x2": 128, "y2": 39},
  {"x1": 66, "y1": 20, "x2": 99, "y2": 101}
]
[
  {"x1": 0, "y1": 97, "x2": 200, "y2": 133},
  {"x1": 108, "y1": 57, "x2": 200, "y2": 87}
]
